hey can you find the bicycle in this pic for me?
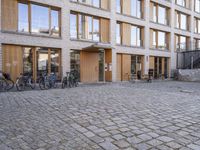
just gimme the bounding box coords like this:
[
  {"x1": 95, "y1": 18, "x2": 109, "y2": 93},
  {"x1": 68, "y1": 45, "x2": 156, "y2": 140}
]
[
  {"x1": 62, "y1": 70, "x2": 79, "y2": 89},
  {"x1": 0, "y1": 71, "x2": 14, "y2": 92},
  {"x1": 38, "y1": 72, "x2": 57, "y2": 90},
  {"x1": 16, "y1": 72, "x2": 35, "y2": 91}
]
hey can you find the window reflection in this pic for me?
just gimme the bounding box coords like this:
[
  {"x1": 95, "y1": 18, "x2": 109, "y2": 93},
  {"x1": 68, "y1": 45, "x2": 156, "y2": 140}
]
[
  {"x1": 51, "y1": 10, "x2": 59, "y2": 36},
  {"x1": 131, "y1": 26, "x2": 141, "y2": 47},
  {"x1": 23, "y1": 48, "x2": 33, "y2": 73},
  {"x1": 131, "y1": 0, "x2": 141, "y2": 18},
  {"x1": 18, "y1": 3, "x2": 29, "y2": 32},
  {"x1": 70, "y1": 14, "x2": 77, "y2": 38},
  {"x1": 116, "y1": 23, "x2": 121, "y2": 44},
  {"x1": 31, "y1": 4, "x2": 49, "y2": 35}
]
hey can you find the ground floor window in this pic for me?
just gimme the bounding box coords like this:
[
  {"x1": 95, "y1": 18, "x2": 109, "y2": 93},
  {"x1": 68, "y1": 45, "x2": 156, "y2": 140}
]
[
  {"x1": 2, "y1": 44, "x2": 61, "y2": 81},
  {"x1": 70, "y1": 50, "x2": 80, "y2": 81},
  {"x1": 131, "y1": 55, "x2": 143, "y2": 79}
]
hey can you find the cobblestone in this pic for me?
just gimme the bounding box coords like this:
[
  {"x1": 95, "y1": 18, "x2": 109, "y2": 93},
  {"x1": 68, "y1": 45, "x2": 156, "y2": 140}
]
[{"x1": 0, "y1": 81, "x2": 200, "y2": 149}]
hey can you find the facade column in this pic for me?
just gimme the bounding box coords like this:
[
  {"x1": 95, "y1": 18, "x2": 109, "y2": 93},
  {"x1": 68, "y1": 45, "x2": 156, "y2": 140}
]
[
  {"x1": 144, "y1": 0, "x2": 150, "y2": 75},
  {"x1": 190, "y1": 0, "x2": 195, "y2": 50},
  {"x1": 170, "y1": 1, "x2": 176, "y2": 76},
  {"x1": 110, "y1": 0, "x2": 117, "y2": 82}
]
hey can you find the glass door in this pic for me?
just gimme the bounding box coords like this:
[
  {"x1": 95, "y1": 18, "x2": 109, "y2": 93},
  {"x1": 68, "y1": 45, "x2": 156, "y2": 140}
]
[
  {"x1": 99, "y1": 50, "x2": 105, "y2": 82},
  {"x1": 37, "y1": 48, "x2": 49, "y2": 77}
]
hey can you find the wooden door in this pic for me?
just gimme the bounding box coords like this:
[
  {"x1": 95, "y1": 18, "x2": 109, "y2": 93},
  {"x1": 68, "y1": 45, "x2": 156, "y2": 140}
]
[
  {"x1": 122, "y1": 54, "x2": 131, "y2": 81},
  {"x1": 80, "y1": 51, "x2": 99, "y2": 83},
  {"x1": 2, "y1": 45, "x2": 23, "y2": 81},
  {"x1": 116, "y1": 54, "x2": 122, "y2": 81}
]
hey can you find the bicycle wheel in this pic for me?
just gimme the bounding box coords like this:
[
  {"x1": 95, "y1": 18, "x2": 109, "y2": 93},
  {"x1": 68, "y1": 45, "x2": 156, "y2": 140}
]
[
  {"x1": 16, "y1": 78, "x2": 25, "y2": 91},
  {"x1": 29, "y1": 77, "x2": 35, "y2": 89},
  {"x1": 39, "y1": 78, "x2": 49, "y2": 90},
  {"x1": 6, "y1": 79, "x2": 14, "y2": 91},
  {"x1": 0, "y1": 78, "x2": 9, "y2": 92},
  {"x1": 61, "y1": 78, "x2": 67, "y2": 89}
]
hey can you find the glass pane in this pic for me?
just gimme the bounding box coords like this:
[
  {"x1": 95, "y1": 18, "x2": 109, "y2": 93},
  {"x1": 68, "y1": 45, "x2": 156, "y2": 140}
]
[
  {"x1": 88, "y1": 16, "x2": 93, "y2": 40},
  {"x1": 116, "y1": 23, "x2": 121, "y2": 44},
  {"x1": 70, "y1": 14, "x2": 77, "y2": 38},
  {"x1": 116, "y1": 0, "x2": 121, "y2": 13},
  {"x1": 37, "y1": 48, "x2": 49, "y2": 76},
  {"x1": 18, "y1": 3, "x2": 29, "y2": 32},
  {"x1": 131, "y1": 26, "x2": 137, "y2": 46},
  {"x1": 158, "y1": 31, "x2": 166, "y2": 49},
  {"x1": 153, "y1": 31, "x2": 156, "y2": 48},
  {"x1": 31, "y1": 4, "x2": 49, "y2": 35},
  {"x1": 93, "y1": 0, "x2": 100, "y2": 7},
  {"x1": 180, "y1": 14, "x2": 187, "y2": 30},
  {"x1": 78, "y1": 15, "x2": 85, "y2": 39},
  {"x1": 93, "y1": 18, "x2": 100, "y2": 41},
  {"x1": 158, "y1": 6, "x2": 166, "y2": 24},
  {"x1": 51, "y1": 10, "x2": 59, "y2": 36},
  {"x1": 70, "y1": 50, "x2": 80, "y2": 81},
  {"x1": 23, "y1": 48, "x2": 33, "y2": 73},
  {"x1": 51, "y1": 50, "x2": 60, "y2": 77},
  {"x1": 131, "y1": 0, "x2": 141, "y2": 18}
]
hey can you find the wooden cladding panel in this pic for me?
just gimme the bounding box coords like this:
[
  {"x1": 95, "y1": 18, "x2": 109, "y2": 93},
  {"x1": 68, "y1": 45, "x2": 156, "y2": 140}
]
[
  {"x1": 122, "y1": 54, "x2": 131, "y2": 81},
  {"x1": 101, "y1": 0, "x2": 109, "y2": 10},
  {"x1": 116, "y1": 54, "x2": 122, "y2": 81},
  {"x1": 149, "y1": 57, "x2": 155, "y2": 69},
  {"x1": 122, "y1": 23, "x2": 131, "y2": 46},
  {"x1": 105, "y1": 49, "x2": 112, "y2": 82},
  {"x1": 150, "y1": 29, "x2": 154, "y2": 48},
  {"x1": 122, "y1": 0, "x2": 131, "y2": 15},
  {"x1": 150, "y1": 2, "x2": 154, "y2": 21},
  {"x1": 1, "y1": 0, "x2": 18, "y2": 31},
  {"x1": 80, "y1": 51, "x2": 99, "y2": 83},
  {"x1": 100, "y1": 18, "x2": 110, "y2": 43},
  {"x1": 2, "y1": 45, "x2": 23, "y2": 81}
]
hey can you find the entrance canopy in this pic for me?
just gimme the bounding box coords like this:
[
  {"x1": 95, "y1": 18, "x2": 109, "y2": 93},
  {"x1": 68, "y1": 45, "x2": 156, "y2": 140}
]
[{"x1": 82, "y1": 43, "x2": 113, "y2": 52}]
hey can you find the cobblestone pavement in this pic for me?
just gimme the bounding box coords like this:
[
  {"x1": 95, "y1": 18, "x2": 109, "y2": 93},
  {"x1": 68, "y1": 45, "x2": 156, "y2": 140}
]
[{"x1": 1, "y1": 81, "x2": 200, "y2": 150}]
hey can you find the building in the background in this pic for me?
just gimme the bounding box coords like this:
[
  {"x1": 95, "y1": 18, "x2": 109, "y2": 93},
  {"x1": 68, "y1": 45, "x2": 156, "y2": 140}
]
[{"x1": 0, "y1": 0, "x2": 200, "y2": 83}]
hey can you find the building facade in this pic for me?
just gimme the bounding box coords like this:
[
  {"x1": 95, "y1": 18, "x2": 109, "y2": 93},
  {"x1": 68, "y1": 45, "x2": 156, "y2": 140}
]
[{"x1": 0, "y1": 0, "x2": 200, "y2": 83}]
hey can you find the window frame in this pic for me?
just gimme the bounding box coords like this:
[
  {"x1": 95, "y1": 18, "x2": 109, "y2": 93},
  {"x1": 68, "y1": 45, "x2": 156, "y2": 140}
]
[{"x1": 17, "y1": 1, "x2": 61, "y2": 37}]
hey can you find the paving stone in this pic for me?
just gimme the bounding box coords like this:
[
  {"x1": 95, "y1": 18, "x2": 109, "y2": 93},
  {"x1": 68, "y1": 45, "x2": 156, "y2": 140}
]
[
  {"x1": 113, "y1": 140, "x2": 130, "y2": 148},
  {"x1": 166, "y1": 141, "x2": 182, "y2": 149},
  {"x1": 99, "y1": 141, "x2": 118, "y2": 150},
  {"x1": 187, "y1": 144, "x2": 200, "y2": 150},
  {"x1": 157, "y1": 136, "x2": 174, "y2": 142},
  {"x1": 112, "y1": 134, "x2": 125, "y2": 140},
  {"x1": 147, "y1": 139, "x2": 163, "y2": 146}
]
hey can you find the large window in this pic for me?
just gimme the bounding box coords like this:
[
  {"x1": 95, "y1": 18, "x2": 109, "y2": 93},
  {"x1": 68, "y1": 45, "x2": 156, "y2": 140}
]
[
  {"x1": 31, "y1": 4, "x2": 49, "y2": 35},
  {"x1": 17, "y1": 2, "x2": 60, "y2": 37},
  {"x1": 116, "y1": 23, "x2": 121, "y2": 44},
  {"x1": 151, "y1": 30, "x2": 168, "y2": 50},
  {"x1": 131, "y1": 26, "x2": 141, "y2": 47},
  {"x1": 175, "y1": 35, "x2": 187, "y2": 50},
  {"x1": 176, "y1": 11, "x2": 188, "y2": 30},
  {"x1": 70, "y1": 12, "x2": 101, "y2": 42},
  {"x1": 131, "y1": 0, "x2": 142, "y2": 18},
  {"x1": 151, "y1": 3, "x2": 169, "y2": 25},
  {"x1": 195, "y1": 0, "x2": 200, "y2": 13},
  {"x1": 18, "y1": 3, "x2": 29, "y2": 32}
]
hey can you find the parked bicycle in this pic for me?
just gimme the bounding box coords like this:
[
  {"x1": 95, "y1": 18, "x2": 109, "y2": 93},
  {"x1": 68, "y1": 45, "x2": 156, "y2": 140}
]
[
  {"x1": 0, "y1": 71, "x2": 14, "y2": 92},
  {"x1": 38, "y1": 72, "x2": 57, "y2": 90},
  {"x1": 16, "y1": 72, "x2": 35, "y2": 91},
  {"x1": 62, "y1": 70, "x2": 79, "y2": 89}
]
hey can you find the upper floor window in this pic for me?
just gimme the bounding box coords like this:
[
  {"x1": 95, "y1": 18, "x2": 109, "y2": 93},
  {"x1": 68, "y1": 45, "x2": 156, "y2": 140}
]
[
  {"x1": 70, "y1": 12, "x2": 110, "y2": 43},
  {"x1": 131, "y1": 26, "x2": 142, "y2": 47},
  {"x1": 194, "y1": 39, "x2": 200, "y2": 49},
  {"x1": 116, "y1": 0, "x2": 121, "y2": 13},
  {"x1": 71, "y1": 0, "x2": 109, "y2": 10},
  {"x1": 116, "y1": 0, "x2": 143, "y2": 19},
  {"x1": 18, "y1": 3, "x2": 29, "y2": 32},
  {"x1": 175, "y1": 34, "x2": 188, "y2": 50},
  {"x1": 17, "y1": 2, "x2": 60, "y2": 37},
  {"x1": 151, "y1": 2, "x2": 169, "y2": 25},
  {"x1": 195, "y1": 0, "x2": 200, "y2": 13},
  {"x1": 151, "y1": 29, "x2": 169, "y2": 50},
  {"x1": 176, "y1": 0, "x2": 186, "y2": 7},
  {"x1": 195, "y1": 18, "x2": 200, "y2": 34},
  {"x1": 131, "y1": 0, "x2": 142, "y2": 18},
  {"x1": 116, "y1": 23, "x2": 122, "y2": 44},
  {"x1": 176, "y1": 11, "x2": 189, "y2": 30}
]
